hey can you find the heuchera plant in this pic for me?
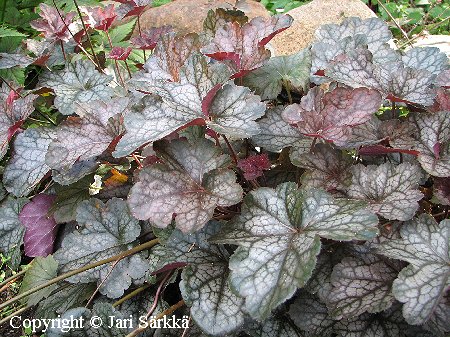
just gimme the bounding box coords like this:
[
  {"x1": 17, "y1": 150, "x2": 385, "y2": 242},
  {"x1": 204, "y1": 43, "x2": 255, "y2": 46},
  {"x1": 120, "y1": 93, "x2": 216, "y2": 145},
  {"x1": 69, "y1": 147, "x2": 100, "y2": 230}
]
[{"x1": 0, "y1": 3, "x2": 449, "y2": 337}]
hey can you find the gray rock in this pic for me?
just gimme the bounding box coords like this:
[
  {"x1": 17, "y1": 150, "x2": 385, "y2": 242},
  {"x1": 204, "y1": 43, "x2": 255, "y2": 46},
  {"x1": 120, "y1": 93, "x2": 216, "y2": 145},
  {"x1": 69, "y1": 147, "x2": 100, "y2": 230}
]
[{"x1": 271, "y1": 0, "x2": 377, "y2": 55}]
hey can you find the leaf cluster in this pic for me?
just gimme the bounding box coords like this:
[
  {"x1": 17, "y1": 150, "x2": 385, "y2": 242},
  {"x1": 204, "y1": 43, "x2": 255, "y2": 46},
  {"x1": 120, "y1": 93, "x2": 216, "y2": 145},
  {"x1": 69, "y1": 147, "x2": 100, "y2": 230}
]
[{"x1": 0, "y1": 4, "x2": 449, "y2": 337}]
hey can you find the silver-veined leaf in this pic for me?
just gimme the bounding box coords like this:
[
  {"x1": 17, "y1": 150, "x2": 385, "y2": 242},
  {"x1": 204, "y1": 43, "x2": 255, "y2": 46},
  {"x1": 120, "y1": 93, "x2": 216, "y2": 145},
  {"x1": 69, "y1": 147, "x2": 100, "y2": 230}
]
[
  {"x1": 3, "y1": 127, "x2": 54, "y2": 197},
  {"x1": 402, "y1": 47, "x2": 448, "y2": 76},
  {"x1": 251, "y1": 107, "x2": 309, "y2": 152},
  {"x1": 377, "y1": 214, "x2": 450, "y2": 325},
  {"x1": 46, "y1": 98, "x2": 128, "y2": 170},
  {"x1": 282, "y1": 86, "x2": 382, "y2": 146},
  {"x1": 156, "y1": 221, "x2": 245, "y2": 336},
  {"x1": 0, "y1": 196, "x2": 28, "y2": 269},
  {"x1": 291, "y1": 143, "x2": 353, "y2": 192},
  {"x1": 0, "y1": 87, "x2": 37, "y2": 160},
  {"x1": 53, "y1": 198, "x2": 148, "y2": 299},
  {"x1": 347, "y1": 163, "x2": 423, "y2": 221},
  {"x1": 212, "y1": 182, "x2": 379, "y2": 320},
  {"x1": 39, "y1": 60, "x2": 114, "y2": 115},
  {"x1": 128, "y1": 138, "x2": 242, "y2": 233},
  {"x1": 326, "y1": 253, "x2": 402, "y2": 319}
]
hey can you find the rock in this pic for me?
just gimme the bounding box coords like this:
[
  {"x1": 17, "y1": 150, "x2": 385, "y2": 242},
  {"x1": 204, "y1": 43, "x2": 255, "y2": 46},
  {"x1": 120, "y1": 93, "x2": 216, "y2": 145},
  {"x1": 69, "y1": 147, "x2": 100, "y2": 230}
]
[
  {"x1": 411, "y1": 35, "x2": 450, "y2": 58},
  {"x1": 271, "y1": 0, "x2": 376, "y2": 55},
  {"x1": 132, "y1": 0, "x2": 270, "y2": 36}
]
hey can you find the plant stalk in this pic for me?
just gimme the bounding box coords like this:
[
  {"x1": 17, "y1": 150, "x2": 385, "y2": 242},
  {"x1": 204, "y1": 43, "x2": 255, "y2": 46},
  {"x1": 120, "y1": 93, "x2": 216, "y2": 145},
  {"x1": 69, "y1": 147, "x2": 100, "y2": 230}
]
[
  {"x1": 112, "y1": 283, "x2": 152, "y2": 308},
  {"x1": 125, "y1": 300, "x2": 185, "y2": 337},
  {"x1": 0, "y1": 268, "x2": 27, "y2": 290},
  {"x1": 0, "y1": 239, "x2": 159, "y2": 311}
]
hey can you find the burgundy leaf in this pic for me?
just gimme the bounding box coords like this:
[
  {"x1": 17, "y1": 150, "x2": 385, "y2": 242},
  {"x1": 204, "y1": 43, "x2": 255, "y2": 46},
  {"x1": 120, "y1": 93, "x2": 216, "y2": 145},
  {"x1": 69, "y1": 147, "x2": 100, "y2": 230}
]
[
  {"x1": 433, "y1": 177, "x2": 450, "y2": 206},
  {"x1": 30, "y1": 4, "x2": 76, "y2": 42},
  {"x1": 237, "y1": 153, "x2": 271, "y2": 180},
  {"x1": 115, "y1": 0, "x2": 151, "y2": 18},
  {"x1": 108, "y1": 46, "x2": 132, "y2": 60},
  {"x1": 130, "y1": 26, "x2": 173, "y2": 50},
  {"x1": 358, "y1": 145, "x2": 420, "y2": 157},
  {"x1": 430, "y1": 88, "x2": 450, "y2": 112},
  {"x1": 83, "y1": 4, "x2": 117, "y2": 31},
  {"x1": 282, "y1": 87, "x2": 382, "y2": 146},
  {"x1": 19, "y1": 194, "x2": 58, "y2": 257},
  {"x1": 435, "y1": 69, "x2": 450, "y2": 88},
  {"x1": 140, "y1": 32, "x2": 200, "y2": 82},
  {"x1": 202, "y1": 15, "x2": 293, "y2": 78}
]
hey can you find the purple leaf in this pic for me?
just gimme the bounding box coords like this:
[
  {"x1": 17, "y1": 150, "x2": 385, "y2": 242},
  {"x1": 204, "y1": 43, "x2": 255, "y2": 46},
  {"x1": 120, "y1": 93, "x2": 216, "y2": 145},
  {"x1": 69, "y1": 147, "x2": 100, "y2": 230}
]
[
  {"x1": 130, "y1": 26, "x2": 173, "y2": 50},
  {"x1": 82, "y1": 4, "x2": 117, "y2": 31},
  {"x1": 202, "y1": 15, "x2": 293, "y2": 78},
  {"x1": 30, "y1": 4, "x2": 76, "y2": 42},
  {"x1": 237, "y1": 153, "x2": 271, "y2": 180},
  {"x1": 19, "y1": 194, "x2": 58, "y2": 257},
  {"x1": 282, "y1": 86, "x2": 382, "y2": 146}
]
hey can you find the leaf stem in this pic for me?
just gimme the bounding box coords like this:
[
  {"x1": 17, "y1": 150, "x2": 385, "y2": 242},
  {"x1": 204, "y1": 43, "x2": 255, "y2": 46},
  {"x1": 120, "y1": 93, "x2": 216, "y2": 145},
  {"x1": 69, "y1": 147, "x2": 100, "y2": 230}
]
[
  {"x1": 0, "y1": 239, "x2": 159, "y2": 311},
  {"x1": 60, "y1": 40, "x2": 67, "y2": 61},
  {"x1": 0, "y1": 306, "x2": 30, "y2": 326},
  {"x1": 125, "y1": 300, "x2": 185, "y2": 337},
  {"x1": 283, "y1": 79, "x2": 292, "y2": 105},
  {"x1": 72, "y1": 0, "x2": 102, "y2": 67},
  {"x1": 137, "y1": 15, "x2": 146, "y2": 61},
  {"x1": 222, "y1": 134, "x2": 238, "y2": 164},
  {"x1": 124, "y1": 59, "x2": 132, "y2": 78},
  {"x1": 52, "y1": 0, "x2": 103, "y2": 72},
  {"x1": 376, "y1": 0, "x2": 412, "y2": 46},
  {"x1": 112, "y1": 283, "x2": 152, "y2": 308},
  {"x1": 85, "y1": 257, "x2": 123, "y2": 308},
  {"x1": 0, "y1": 268, "x2": 27, "y2": 290},
  {"x1": 145, "y1": 271, "x2": 173, "y2": 319},
  {"x1": 106, "y1": 30, "x2": 126, "y2": 87}
]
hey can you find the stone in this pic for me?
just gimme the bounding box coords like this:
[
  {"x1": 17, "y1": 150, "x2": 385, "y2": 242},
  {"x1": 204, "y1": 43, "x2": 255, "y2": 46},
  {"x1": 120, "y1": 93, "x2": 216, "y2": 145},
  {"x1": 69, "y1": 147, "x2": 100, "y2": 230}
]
[
  {"x1": 271, "y1": 0, "x2": 377, "y2": 56},
  {"x1": 132, "y1": 0, "x2": 270, "y2": 36},
  {"x1": 411, "y1": 35, "x2": 450, "y2": 58}
]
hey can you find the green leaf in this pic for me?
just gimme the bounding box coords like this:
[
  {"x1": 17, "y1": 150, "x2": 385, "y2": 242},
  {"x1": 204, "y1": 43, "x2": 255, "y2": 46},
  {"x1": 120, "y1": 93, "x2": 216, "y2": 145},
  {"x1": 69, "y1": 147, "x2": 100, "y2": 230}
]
[
  {"x1": 53, "y1": 198, "x2": 148, "y2": 299},
  {"x1": 128, "y1": 138, "x2": 242, "y2": 233},
  {"x1": 377, "y1": 214, "x2": 449, "y2": 324},
  {"x1": 243, "y1": 48, "x2": 311, "y2": 100},
  {"x1": 19, "y1": 255, "x2": 58, "y2": 306},
  {"x1": 156, "y1": 221, "x2": 246, "y2": 335},
  {"x1": 212, "y1": 182, "x2": 379, "y2": 320},
  {"x1": 52, "y1": 176, "x2": 91, "y2": 223},
  {"x1": 0, "y1": 66, "x2": 25, "y2": 87},
  {"x1": 0, "y1": 26, "x2": 27, "y2": 38},
  {"x1": 36, "y1": 283, "x2": 96, "y2": 319},
  {"x1": 105, "y1": 18, "x2": 136, "y2": 44}
]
